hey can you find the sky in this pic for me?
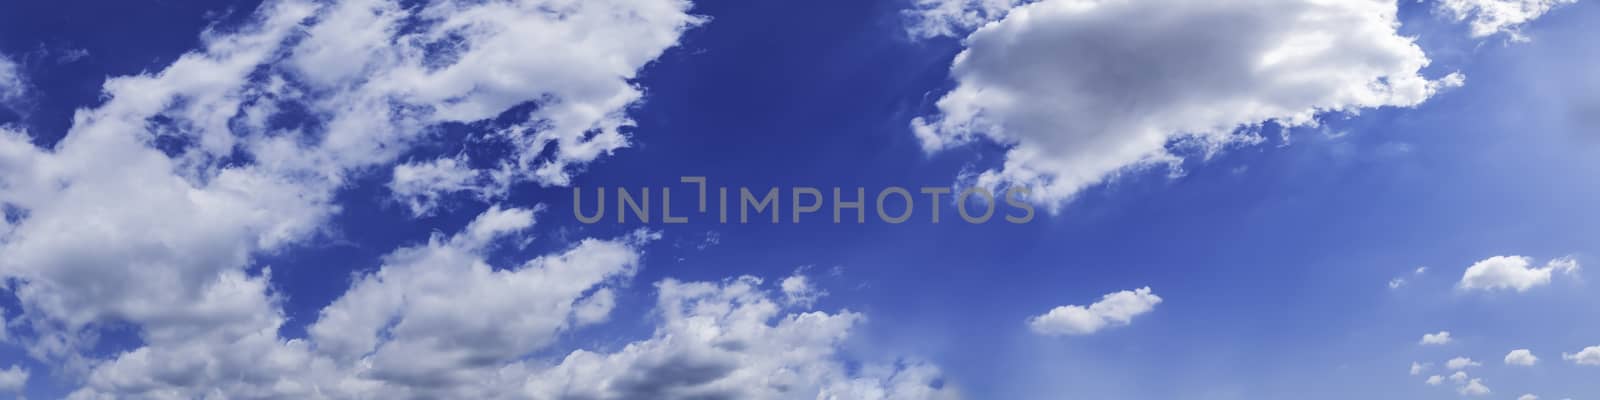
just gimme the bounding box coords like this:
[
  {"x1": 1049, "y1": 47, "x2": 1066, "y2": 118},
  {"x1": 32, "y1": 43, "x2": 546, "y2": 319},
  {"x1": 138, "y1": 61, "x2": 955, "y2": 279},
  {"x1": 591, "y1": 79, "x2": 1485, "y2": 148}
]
[{"x1": 0, "y1": 0, "x2": 1597, "y2": 399}]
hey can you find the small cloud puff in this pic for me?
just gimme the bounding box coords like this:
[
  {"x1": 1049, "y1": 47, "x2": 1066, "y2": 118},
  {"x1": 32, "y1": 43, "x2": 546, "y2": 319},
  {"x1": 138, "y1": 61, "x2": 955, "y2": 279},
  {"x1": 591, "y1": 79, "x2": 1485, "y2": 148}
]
[{"x1": 1028, "y1": 287, "x2": 1162, "y2": 336}]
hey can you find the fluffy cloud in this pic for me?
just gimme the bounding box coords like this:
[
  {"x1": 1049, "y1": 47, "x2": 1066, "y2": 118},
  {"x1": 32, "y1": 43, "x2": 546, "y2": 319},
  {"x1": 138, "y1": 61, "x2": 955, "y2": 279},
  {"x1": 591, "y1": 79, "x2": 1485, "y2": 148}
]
[
  {"x1": 1436, "y1": 0, "x2": 1577, "y2": 40},
  {"x1": 1518, "y1": 394, "x2": 1538, "y2": 400},
  {"x1": 388, "y1": 156, "x2": 502, "y2": 216},
  {"x1": 0, "y1": 365, "x2": 27, "y2": 393},
  {"x1": 1562, "y1": 345, "x2": 1600, "y2": 365},
  {"x1": 1426, "y1": 375, "x2": 1444, "y2": 385},
  {"x1": 903, "y1": 0, "x2": 1022, "y2": 38},
  {"x1": 780, "y1": 272, "x2": 827, "y2": 308},
  {"x1": 0, "y1": 0, "x2": 950, "y2": 398},
  {"x1": 61, "y1": 204, "x2": 952, "y2": 399},
  {"x1": 524, "y1": 276, "x2": 957, "y2": 400},
  {"x1": 1410, "y1": 361, "x2": 1430, "y2": 375},
  {"x1": 910, "y1": 0, "x2": 1463, "y2": 206},
  {"x1": 306, "y1": 207, "x2": 652, "y2": 393},
  {"x1": 1027, "y1": 287, "x2": 1161, "y2": 336},
  {"x1": 279, "y1": 0, "x2": 706, "y2": 191},
  {"x1": 1447, "y1": 357, "x2": 1482, "y2": 370},
  {"x1": 0, "y1": 1, "x2": 334, "y2": 368},
  {"x1": 1458, "y1": 255, "x2": 1579, "y2": 292},
  {"x1": 1421, "y1": 331, "x2": 1454, "y2": 345},
  {"x1": 0, "y1": 0, "x2": 701, "y2": 368},
  {"x1": 1458, "y1": 378, "x2": 1491, "y2": 396},
  {"x1": 1505, "y1": 349, "x2": 1539, "y2": 366},
  {"x1": 63, "y1": 206, "x2": 646, "y2": 399}
]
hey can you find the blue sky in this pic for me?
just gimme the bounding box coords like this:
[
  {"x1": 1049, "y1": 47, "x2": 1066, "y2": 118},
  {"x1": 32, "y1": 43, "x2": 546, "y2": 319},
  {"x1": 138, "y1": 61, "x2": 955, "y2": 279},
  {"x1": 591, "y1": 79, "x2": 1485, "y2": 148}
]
[{"x1": 0, "y1": 0, "x2": 1597, "y2": 399}]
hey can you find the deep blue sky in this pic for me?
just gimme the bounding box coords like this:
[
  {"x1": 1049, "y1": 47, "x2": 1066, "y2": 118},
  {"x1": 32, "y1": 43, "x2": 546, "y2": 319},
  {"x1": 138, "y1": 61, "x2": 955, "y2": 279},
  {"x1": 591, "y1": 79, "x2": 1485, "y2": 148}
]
[{"x1": 2, "y1": 0, "x2": 1598, "y2": 399}]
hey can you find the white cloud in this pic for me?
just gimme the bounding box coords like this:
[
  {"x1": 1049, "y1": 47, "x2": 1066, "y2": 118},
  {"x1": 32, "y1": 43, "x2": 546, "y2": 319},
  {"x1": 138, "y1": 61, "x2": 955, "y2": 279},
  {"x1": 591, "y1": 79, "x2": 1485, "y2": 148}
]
[
  {"x1": 0, "y1": 52, "x2": 23, "y2": 105},
  {"x1": 1458, "y1": 378, "x2": 1491, "y2": 396},
  {"x1": 305, "y1": 207, "x2": 651, "y2": 391},
  {"x1": 1436, "y1": 0, "x2": 1577, "y2": 40},
  {"x1": 1411, "y1": 361, "x2": 1430, "y2": 375},
  {"x1": 388, "y1": 156, "x2": 501, "y2": 217},
  {"x1": 902, "y1": 0, "x2": 1023, "y2": 38},
  {"x1": 1027, "y1": 287, "x2": 1161, "y2": 336},
  {"x1": 1421, "y1": 331, "x2": 1454, "y2": 345},
  {"x1": 524, "y1": 276, "x2": 958, "y2": 400},
  {"x1": 1518, "y1": 394, "x2": 1539, "y2": 400},
  {"x1": 1505, "y1": 349, "x2": 1538, "y2": 366},
  {"x1": 1458, "y1": 255, "x2": 1579, "y2": 292},
  {"x1": 1562, "y1": 345, "x2": 1600, "y2": 365},
  {"x1": 1447, "y1": 357, "x2": 1483, "y2": 370},
  {"x1": 1389, "y1": 277, "x2": 1408, "y2": 289},
  {"x1": 0, "y1": 1, "x2": 334, "y2": 367},
  {"x1": 65, "y1": 205, "x2": 649, "y2": 399},
  {"x1": 1437, "y1": 371, "x2": 1490, "y2": 395},
  {"x1": 1392, "y1": 266, "x2": 1428, "y2": 289},
  {"x1": 910, "y1": 0, "x2": 1462, "y2": 207},
  {"x1": 780, "y1": 272, "x2": 827, "y2": 308},
  {"x1": 0, "y1": 0, "x2": 917, "y2": 398},
  {"x1": 0, "y1": 0, "x2": 702, "y2": 370},
  {"x1": 0, "y1": 365, "x2": 26, "y2": 393},
  {"x1": 59, "y1": 204, "x2": 954, "y2": 399}
]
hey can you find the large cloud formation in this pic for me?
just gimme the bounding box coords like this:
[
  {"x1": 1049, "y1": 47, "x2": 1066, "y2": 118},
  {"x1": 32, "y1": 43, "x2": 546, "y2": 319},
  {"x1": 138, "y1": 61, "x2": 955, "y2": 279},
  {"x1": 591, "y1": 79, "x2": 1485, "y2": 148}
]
[
  {"x1": 63, "y1": 208, "x2": 952, "y2": 399},
  {"x1": 0, "y1": 0, "x2": 953, "y2": 397},
  {"x1": 909, "y1": 0, "x2": 1464, "y2": 207}
]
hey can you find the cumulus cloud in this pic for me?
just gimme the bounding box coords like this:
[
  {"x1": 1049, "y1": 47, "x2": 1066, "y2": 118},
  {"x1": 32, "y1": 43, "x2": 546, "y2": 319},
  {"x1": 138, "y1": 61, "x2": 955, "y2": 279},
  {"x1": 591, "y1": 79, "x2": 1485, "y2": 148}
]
[
  {"x1": 0, "y1": 0, "x2": 950, "y2": 398},
  {"x1": 1436, "y1": 0, "x2": 1577, "y2": 40},
  {"x1": 525, "y1": 276, "x2": 957, "y2": 400},
  {"x1": 1411, "y1": 361, "x2": 1430, "y2": 375},
  {"x1": 305, "y1": 207, "x2": 651, "y2": 392},
  {"x1": 0, "y1": 2, "x2": 333, "y2": 368},
  {"x1": 1458, "y1": 378, "x2": 1491, "y2": 396},
  {"x1": 1505, "y1": 349, "x2": 1539, "y2": 366},
  {"x1": 1518, "y1": 394, "x2": 1538, "y2": 400},
  {"x1": 1426, "y1": 375, "x2": 1445, "y2": 385},
  {"x1": 0, "y1": 365, "x2": 27, "y2": 393},
  {"x1": 1421, "y1": 331, "x2": 1454, "y2": 345},
  {"x1": 59, "y1": 204, "x2": 953, "y2": 399},
  {"x1": 0, "y1": 0, "x2": 702, "y2": 368},
  {"x1": 1562, "y1": 345, "x2": 1600, "y2": 365},
  {"x1": 1458, "y1": 255, "x2": 1579, "y2": 292},
  {"x1": 909, "y1": 0, "x2": 1463, "y2": 207},
  {"x1": 1027, "y1": 287, "x2": 1161, "y2": 336},
  {"x1": 65, "y1": 206, "x2": 643, "y2": 399},
  {"x1": 1447, "y1": 357, "x2": 1483, "y2": 370}
]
